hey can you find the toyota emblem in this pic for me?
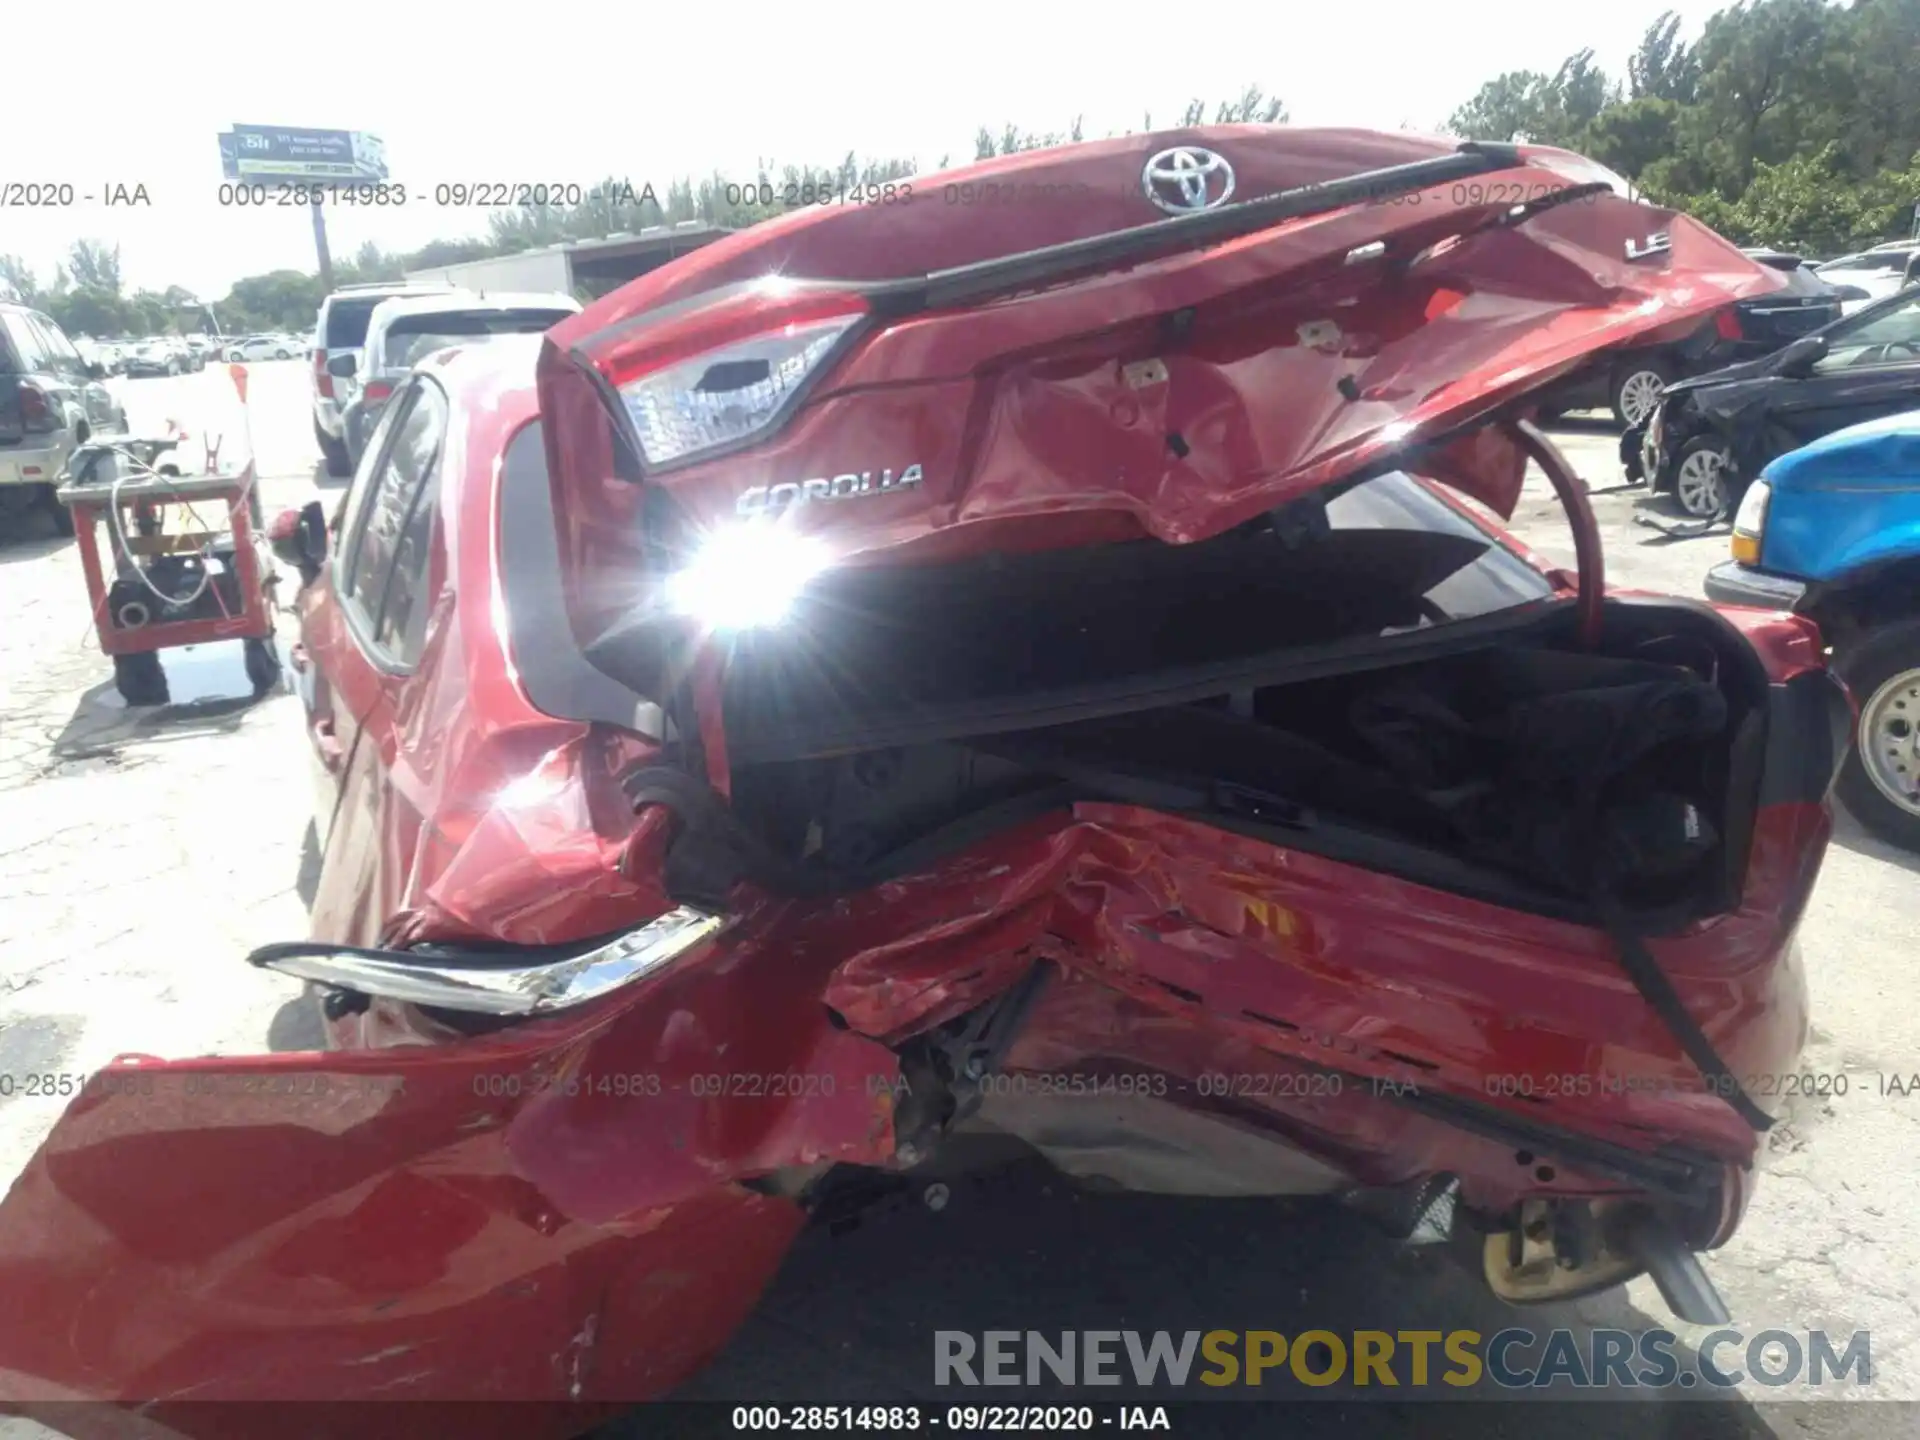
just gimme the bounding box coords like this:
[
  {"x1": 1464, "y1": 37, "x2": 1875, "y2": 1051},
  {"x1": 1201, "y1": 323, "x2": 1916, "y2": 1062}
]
[{"x1": 1141, "y1": 146, "x2": 1236, "y2": 214}]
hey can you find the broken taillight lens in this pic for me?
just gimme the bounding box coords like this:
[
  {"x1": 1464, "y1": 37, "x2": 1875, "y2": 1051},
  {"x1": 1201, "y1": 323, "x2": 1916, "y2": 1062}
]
[
  {"x1": 582, "y1": 285, "x2": 868, "y2": 470},
  {"x1": 17, "y1": 382, "x2": 54, "y2": 431}
]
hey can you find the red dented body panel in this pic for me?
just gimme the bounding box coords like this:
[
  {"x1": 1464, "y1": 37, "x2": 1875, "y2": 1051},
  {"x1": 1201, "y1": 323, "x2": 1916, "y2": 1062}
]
[
  {"x1": 0, "y1": 913, "x2": 901, "y2": 1414},
  {"x1": 0, "y1": 129, "x2": 1836, "y2": 1421}
]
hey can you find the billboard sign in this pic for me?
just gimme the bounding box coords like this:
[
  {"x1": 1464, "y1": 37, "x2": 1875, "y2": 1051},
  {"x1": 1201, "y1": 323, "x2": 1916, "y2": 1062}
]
[{"x1": 217, "y1": 127, "x2": 387, "y2": 181}]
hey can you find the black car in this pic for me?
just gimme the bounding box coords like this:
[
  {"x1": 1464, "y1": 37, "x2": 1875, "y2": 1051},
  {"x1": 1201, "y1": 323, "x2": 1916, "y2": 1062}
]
[
  {"x1": 1624, "y1": 283, "x2": 1920, "y2": 519},
  {"x1": 1537, "y1": 248, "x2": 1845, "y2": 428}
]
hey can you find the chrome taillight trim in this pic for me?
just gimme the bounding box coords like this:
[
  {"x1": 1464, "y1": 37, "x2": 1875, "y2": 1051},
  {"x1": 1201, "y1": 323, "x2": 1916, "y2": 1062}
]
[{"x1": 256, "y1": 907, "x2": 727, "y2": 1016}]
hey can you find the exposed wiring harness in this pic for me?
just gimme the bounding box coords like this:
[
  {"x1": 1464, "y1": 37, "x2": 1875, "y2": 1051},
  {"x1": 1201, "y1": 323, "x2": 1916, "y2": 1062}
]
[{"x1": 90, "y1": 440, "x2": 270, "y2": 617}]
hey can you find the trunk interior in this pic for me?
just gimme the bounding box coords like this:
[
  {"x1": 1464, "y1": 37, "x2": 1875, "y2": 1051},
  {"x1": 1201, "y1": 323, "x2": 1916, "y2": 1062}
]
[{"x1": 717, "y1": 509, "x2": 1771, "y2": 930}]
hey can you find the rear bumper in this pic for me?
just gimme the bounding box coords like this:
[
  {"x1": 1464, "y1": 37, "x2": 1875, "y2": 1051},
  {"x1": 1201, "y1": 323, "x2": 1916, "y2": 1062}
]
[
  {"x1": 1705, "y1": 561, "x2": 1808, "y2": 612},
  {"x1": 0, "y1": 437, "x2": 71, "y2": 489}
]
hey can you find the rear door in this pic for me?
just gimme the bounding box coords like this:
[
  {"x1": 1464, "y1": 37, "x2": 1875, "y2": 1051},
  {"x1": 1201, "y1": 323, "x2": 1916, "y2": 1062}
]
[
  {"x1": 1771, "y1": 290, "x2": 1920, "y2": 446},
  {"x1": 307, "y1": 375, "x2": 452, "y2": 946}
]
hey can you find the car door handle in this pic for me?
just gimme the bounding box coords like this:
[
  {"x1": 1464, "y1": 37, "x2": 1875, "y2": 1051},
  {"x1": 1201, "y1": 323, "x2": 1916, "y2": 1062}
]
[{"x1": 312, "y1": 717, "x2": 344, "y2": 772}]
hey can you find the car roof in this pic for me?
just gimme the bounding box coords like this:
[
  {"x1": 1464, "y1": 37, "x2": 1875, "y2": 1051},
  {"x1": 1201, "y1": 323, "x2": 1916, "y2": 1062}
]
[
  {"x1": 319, "y1": 283, "x2": 453, "y2": 314},
  {"x1": 368, "y1": 291, "x2": 581, "y2": 327}
]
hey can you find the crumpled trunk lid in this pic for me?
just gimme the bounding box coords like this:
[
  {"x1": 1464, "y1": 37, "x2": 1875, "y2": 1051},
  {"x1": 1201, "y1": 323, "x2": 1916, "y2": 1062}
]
[{"x1": 536, "y1": 128, "x2": 1784, "y2": 664}]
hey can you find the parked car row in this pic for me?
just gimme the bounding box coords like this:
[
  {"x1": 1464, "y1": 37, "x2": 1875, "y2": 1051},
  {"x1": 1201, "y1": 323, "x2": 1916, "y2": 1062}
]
[
  {"x1": 1535, "y1": 245, "x2": 1850, "y2": 427},
  {"x1": 1625, "y1": 282, "x2": 1920, "y2": 517},
  {"x1": 223, "y1": 333, "x2": 304, "y2": 362},
  {"x1": 309, "y1": 281, "x2": 578, "y2": 475},
  {"x1": 73, "y1": 334, "x2": 214, "y2": 377}
]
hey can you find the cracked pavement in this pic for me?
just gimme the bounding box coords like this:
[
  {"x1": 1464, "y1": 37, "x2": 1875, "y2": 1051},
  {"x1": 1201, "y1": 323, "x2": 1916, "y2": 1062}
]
[{"x1": 0, "y1": 376, "x2": 1914, "y2": 1437}]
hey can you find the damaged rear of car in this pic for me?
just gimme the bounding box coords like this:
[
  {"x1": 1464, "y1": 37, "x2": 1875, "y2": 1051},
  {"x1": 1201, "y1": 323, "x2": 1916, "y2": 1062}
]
[{"x1": 0, "y1": 128, "x2": 1852, "y2": 1421}]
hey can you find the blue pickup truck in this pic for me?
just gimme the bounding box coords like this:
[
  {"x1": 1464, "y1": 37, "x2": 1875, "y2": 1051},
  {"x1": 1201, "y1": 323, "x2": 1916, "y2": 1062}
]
[{"x1": 1706, "y1": 408, "x2": 1920, "y2": 849}]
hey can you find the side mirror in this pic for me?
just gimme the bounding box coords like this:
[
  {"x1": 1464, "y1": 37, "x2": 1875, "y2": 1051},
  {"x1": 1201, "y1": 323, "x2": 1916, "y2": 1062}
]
[
  {"x1": 86, "y1": 362, "x2": 107, "y2": 380},
  {"x1": 1775, "y1": 334, "x2": 1827, "y2": 376},
  {"x1": 269, "y1": 500, "x2": 328, "y2": 583},
  {"x1": 326, "y1": 354, "x2": 357, "y2": 378}
]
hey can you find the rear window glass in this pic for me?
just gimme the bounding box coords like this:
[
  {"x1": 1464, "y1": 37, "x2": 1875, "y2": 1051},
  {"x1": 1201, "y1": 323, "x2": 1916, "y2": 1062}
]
[
  {"x1": 324, "y1": 298, "x2": 386, "y2": 348},
  {"x1": 383, "y1": 309, "x2": 573, "y2": 369},
  {"x1": 1, "y1": 313, "x2": 48, "y2": 373}
]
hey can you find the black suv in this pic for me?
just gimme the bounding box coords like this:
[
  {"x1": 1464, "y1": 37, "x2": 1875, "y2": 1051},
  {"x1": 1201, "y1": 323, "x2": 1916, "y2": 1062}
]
[
  {"x1": 0, "y1": 303, "x2": 129, "y2": 536},
  {"x1": 1535, "y1": 248, "x2": 1845, "y2": 428},
  {"x1": 1625, "y1": 282, "x2": 1920, "y2": 519}
]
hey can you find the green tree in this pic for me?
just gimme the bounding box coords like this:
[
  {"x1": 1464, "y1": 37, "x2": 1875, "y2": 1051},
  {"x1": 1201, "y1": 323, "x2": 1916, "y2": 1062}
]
[
  {"x1": 1445, "y1": 0, "x2": 1920, "y2": 253},
  {"x1": 1447, "y1": 71, "x2": 1557, "y2": 144},
  {"x1": 0, "y1": 256, "x2": 40, "y2": 306},
  {"x1": 47, "y1": 288, "x2": 131, "y2": 339},
  {"x1": 1628, "y1": 11, "x2": 1701, "y2": 103},
  {"x1": 66, "y1": 240, "x2": 123, "y2": 296}
]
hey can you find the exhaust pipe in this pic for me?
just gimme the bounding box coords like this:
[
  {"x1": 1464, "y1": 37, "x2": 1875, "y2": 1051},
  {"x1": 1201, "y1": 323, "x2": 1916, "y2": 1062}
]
[
  {"x1": 1482, "y1": 1197, "x2": 1732, "y2": 1325},
  {"x1": 1625, "y1": 1210, "x2": 1732, "y2": 1326},
  {"x1": 116, "y1": 599, "x2": 151, "y2": 629}
]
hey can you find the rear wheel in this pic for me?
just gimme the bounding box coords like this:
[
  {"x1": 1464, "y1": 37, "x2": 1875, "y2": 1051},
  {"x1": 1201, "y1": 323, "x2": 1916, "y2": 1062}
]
[
  {"x1": 38, "y1": 483, "x2": 76, "y2": 537},
  {"x1": 1837, "y1": 621, "x2": 1920, "y2": 852},
  {"x1": 244, "y1": 634, "x2": 283, "y2": 697},
  {"x1": 1672, "y1": 436, "x2": 1732, "y2": 519},
  {"x1": 315, "y1": 419, "x2": 352, "y2": 478},
  {"x1": 1609, "y1": 359, "x2": 1671, "y2": 429},
  {"x1": 113, "y1": 651, "x2": 169, "y2": 706}
]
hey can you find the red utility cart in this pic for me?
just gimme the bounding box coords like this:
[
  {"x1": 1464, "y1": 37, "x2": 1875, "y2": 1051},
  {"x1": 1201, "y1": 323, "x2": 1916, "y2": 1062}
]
[{"x1": 57, "y1": 454, "x2": 279, "y2": 707}]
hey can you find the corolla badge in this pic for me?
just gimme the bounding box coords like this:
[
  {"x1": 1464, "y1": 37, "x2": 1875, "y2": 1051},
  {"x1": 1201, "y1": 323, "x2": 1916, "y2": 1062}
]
[
  {"x1": 738, "y1": 464, "x2": 924, "y2": 516},
  {"x1": 1142, "y1": 147, "x2": 1236, "y2": 215}
]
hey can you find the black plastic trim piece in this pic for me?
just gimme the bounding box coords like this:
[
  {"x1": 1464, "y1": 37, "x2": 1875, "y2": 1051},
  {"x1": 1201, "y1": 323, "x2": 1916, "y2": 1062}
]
[
  {"x1": 1758, "y1": 668, "x2": 1853, "y2": 809},
  {"x1": 723, "y1": 599, "x2": 1570, "y2": 767}
]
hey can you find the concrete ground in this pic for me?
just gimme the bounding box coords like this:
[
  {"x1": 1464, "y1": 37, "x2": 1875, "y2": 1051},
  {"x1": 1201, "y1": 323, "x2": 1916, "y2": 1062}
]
[{"x1": 0, "y1": 369, "x2": 1914, "y2": 1437}]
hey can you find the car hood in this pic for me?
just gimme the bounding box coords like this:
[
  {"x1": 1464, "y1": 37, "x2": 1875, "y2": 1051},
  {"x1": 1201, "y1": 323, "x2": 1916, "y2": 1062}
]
[
  {"x1": 536, "y1": 128, "x2": 1781, "y2": 649},
  {"x1": 1762, "y1": 405, "x2": 1920, "y2": 488},
  {"x1": 1656, "y1": 349, "x2": 1786, "y2": 409}
]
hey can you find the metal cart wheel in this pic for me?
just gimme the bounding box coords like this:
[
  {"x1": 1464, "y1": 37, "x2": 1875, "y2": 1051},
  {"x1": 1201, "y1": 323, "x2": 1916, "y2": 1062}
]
[
  {"x1": 244, "y1": 635, "x2": 283, "y2": 697},
  {"x1": 113, "y1": 652, "x2": 169, "y2": 707}
]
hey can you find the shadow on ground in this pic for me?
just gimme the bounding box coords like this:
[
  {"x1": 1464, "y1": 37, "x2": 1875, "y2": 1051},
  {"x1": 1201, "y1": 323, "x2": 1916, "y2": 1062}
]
[
  {"x1": 616, "y1": 1157, "x2": 1789, "y2": 1439},
  {"x1": 1830, "y1": 807, "x2": 1920, "y2": 876},
  {"x1": 46, "y1": 643, "x2": 286, "y2": 765}
]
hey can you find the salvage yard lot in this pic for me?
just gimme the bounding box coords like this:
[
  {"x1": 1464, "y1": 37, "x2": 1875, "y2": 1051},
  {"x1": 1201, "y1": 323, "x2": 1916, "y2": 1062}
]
[{"x1": 0, "y1": 369, "x2": 1914, "y2": 1437}]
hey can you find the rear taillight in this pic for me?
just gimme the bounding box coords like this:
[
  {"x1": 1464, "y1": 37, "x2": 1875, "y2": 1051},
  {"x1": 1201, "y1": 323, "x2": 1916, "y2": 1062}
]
[
  {"x1": 581, "y1": 285, "x2": 869, "y2": 471},
  {"x1": 314, "y1": 348, "x2": 333, "y2": 399},
  {"x1": 17, "y1": 382, "x2": 54, "y2": 431},
  {"x1": 365, "y1": 380, "x2": 394, "y2": 404},
  {"x1": 1715, "y1": 308, "x2": 1745, "y2": 341}
]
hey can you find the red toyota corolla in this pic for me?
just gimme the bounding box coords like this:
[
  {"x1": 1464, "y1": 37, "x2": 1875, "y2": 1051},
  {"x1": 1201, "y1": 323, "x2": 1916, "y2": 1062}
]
[{"x1": 0, "y1": 128, "x2": 1851, "y2": 1426}]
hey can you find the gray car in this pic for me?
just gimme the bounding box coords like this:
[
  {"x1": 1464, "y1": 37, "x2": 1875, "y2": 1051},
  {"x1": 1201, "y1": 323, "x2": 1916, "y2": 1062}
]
[{"x1": 0, "y1": 303, "x2": 129, "y2": 535}]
